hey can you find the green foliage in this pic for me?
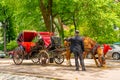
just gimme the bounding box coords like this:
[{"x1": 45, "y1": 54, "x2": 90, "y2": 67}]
[
  {"x1": 7, "y1": 40, "x2": 17, "y2": 51},
  {"x1": 0, "y1": 0, "x2": 120, "y2": 47},
  {"x1": 0, "y1": 43, "x2": 4, "y2": 50},
  {"x1": 63, "y1": 0, "x2": 120, "y2": 44},
  {"x1": 10, "y1": 0, "x2": 46, "y2": 33},
  {"x1": 64, "y1": 25, "x2": 75, "y2": 37},
  {"x1": 0, "y1": 0, "x2": 16, "y2": 43}
]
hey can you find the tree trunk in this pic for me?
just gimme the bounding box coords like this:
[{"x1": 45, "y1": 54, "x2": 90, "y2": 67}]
[
  {"x1": 58, "y1": 16, "x2": 64, "y2": 42},
  {"x1": 39, "y1": 0, "x2": 54, "y2": 32},
  {"x1": 3, "y1": 22, "x2": 7, "y2": 54},
  {"x1": 73, "y1": 13, "x2": 77, "y2": 31}
]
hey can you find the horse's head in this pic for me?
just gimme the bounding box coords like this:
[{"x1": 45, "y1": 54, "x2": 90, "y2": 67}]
[
  {"x1": 64, "y1": 39, "x2": 70, "y2": 47},
  {"x1": 97, "y1": 47, "x2": 106, "y2": 67},
  {"x1": 100, "y1": 44, "x2": 112, "y2": 66}
]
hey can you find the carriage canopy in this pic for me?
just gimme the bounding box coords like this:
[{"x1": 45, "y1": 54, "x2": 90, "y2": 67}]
[{"x1": 17, "y1": 31, "x2": 37, "y2": 42}]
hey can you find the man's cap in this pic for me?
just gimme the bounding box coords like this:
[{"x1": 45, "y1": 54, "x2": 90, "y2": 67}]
[{"x1": 75, "y1": 30, "x2": 79, "y2": 34}]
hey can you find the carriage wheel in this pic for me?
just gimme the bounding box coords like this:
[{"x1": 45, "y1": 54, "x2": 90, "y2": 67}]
[
  {"x1": 31, "y1": 46, "x2": 44, "y2": 64},
  {"x1": 38, "y1": 50, "x2": 49, "y2": 65},
  {"x1": 13, "y1": 47, "x2": 24, "y2": 65},
  {"x1": 31, "y1": 52, "x2": 39, "y2": 64},
  {"x1": 54, "y1": 53, "x2": 64, "y2": 64}
]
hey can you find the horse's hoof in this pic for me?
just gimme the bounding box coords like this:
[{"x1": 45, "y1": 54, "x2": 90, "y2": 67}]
[
  {"x1": 97, "y1": 65, "x2": 100, "y2": 67},
  {"x1": 97, "y1": 66, "x2": 100, "y2": 67},
  {"x1": 102, "y1": 65, "x2": 107, "y2": 68},
  {"x1": 97, "y1": 65, "x2": 102, "y2": 67},
  {"x1": 66, "y1": 64, "x2": 72, "y2": 67},
  {"x1": 100, "y1": 64, "x2": 103, "y2": 67},
  {"x1": 69, "y1": 64, "x2": 72, "y2": 66},
  {"x1": 101, "y1": 66, "x2": 108, "y2": 69}
]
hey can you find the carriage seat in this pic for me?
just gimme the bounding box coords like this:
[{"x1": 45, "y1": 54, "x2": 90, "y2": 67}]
[
  {"x1": 39, "y1": 32, "x2": 61, "y2": 49},
  {"x1": 42, "y1": 36, "x2": 51, "y2": 48},
  {"x1": 39, "y1": 32, "x2": 53, "y2": 48},
  {"x1": 21, "y1": 42, "x2": 36, "y2": 53}
]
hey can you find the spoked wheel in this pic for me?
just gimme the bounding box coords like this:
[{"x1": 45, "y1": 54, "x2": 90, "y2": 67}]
[
  {"x1": 54, "y1": 53, "x2": 64, "y2": 64},
  {"x1": 38, "y1": 50, "x2": 49, "y2": 65},
  {"x1": 31, "y1": 52, "x2": 39, "y2": 64},
  {"x1": 13, "y1": 47, "x2": 24, "y2": 65},
  {"x1": 31, "y1": 45, "x2": 44, "y2": 64}
]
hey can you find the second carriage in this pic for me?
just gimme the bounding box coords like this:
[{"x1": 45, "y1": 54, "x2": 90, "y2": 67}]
[{"x1": 13, "y1": 31, "x2": 65, "y2": 65}]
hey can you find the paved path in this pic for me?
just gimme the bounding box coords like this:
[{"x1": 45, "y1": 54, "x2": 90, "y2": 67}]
[{"x1": 0, "y1": 58, "x2": 120, "y2": 80}]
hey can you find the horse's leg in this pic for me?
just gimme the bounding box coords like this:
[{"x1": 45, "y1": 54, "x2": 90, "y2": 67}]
[
  {"x1": 83, "y1": 51, "x2": 87, "y2": 59},
  {"x1": 92, "y1": 53, "x2": 99, "y2": 67},
  {"x1": 65, "y1": 49, "x2": 71, "y2": 66},
  {"x1": 98, "y1": 54, "x2": 102, "y2": 67}
]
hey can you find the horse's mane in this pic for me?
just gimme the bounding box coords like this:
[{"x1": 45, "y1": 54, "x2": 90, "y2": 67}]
[{"x1": 83, "y1": 37, "x2": 96, "y2": 48}]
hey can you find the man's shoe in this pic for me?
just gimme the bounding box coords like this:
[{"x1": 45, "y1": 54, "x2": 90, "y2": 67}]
[
  {"x1": 75, "y1": 69, "x2": 79, "y2": 71},
  {"x1": 82, "y1": 69, "x2": 86, "y2": 71},
  {"x1": 76, "y1": 68, "x2": 79, "y2": 71}
]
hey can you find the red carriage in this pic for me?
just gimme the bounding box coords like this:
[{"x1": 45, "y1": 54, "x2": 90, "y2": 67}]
[
  {"x1": 39, "y1": 32, "x2": 65, "y2": 64},
  {"x1": 13, "y1": 31, "x2": 64, "y2": 65}
]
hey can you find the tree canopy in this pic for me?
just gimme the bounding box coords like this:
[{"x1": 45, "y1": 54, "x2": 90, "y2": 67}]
[{"x1": 0, "y1": 0, "x2": 120, "y2": 50}]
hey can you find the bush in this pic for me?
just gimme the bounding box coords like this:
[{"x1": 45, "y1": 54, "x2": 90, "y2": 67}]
[{"x1": 7, "y1": 40, "x2": 17, "y2": 51}]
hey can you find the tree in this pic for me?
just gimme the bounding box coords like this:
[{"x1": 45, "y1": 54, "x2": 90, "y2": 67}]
[
  {"x1": 63, "y1": 0, "x2": 120, "y2": 43},
  {"x1": 0, "y1": 0, "x2": 120, "y2": 51},
  {"x1": 39, "y1": 0, "x2": 53, "y2": 32},
  {"x1": 0, "y1": 0, "x2": 46, "y2": 50},
  {"x1": 0, "y1": 0, "x2": 16, "y2": 42}
]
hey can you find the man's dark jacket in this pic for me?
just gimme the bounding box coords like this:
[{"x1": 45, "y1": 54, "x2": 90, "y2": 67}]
[{"x1": 69, "y1": 35, "x2": 84, "y2": 53}]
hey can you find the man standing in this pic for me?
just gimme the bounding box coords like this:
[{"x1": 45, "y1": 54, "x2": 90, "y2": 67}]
[{"x1": 68, "y1": 30, "x2": 86, "y2": 71}]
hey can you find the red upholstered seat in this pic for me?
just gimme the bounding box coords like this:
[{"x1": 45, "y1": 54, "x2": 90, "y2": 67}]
[
  {"x1": 39, "y1": 32, "x2": 54, "y2": 48},
  {"x1": 21, "y1": 42, "x2": 36, "y2": 53},
  {"x1": 42, "y1": 36, "x2": 51, "y2": 47}
]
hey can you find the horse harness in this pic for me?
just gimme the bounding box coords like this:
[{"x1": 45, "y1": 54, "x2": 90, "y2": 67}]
[{"x1": 92, "y1": 43, "x2": 100, "y2": 55}]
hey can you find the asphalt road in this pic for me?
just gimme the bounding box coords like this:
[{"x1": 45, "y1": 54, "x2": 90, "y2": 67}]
[{"x1": 0, "y1": 58, "x2": 120, "y2": 80}]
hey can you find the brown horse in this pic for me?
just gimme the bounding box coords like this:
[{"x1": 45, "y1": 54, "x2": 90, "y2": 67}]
[
  {"x1": 64, "y1": 40, "x2": 71, "y2": 65},
  {"x1": 64, "y1": 37, "x2": 110, "y2": 67},
  {"x1": 83, "y1": 37, "x2": 105, "y2": 67}
]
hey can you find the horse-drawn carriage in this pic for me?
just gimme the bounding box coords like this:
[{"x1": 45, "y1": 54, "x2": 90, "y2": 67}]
[{"x1": 13, "y1": 31, "x2": 64, "y2": 65}]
